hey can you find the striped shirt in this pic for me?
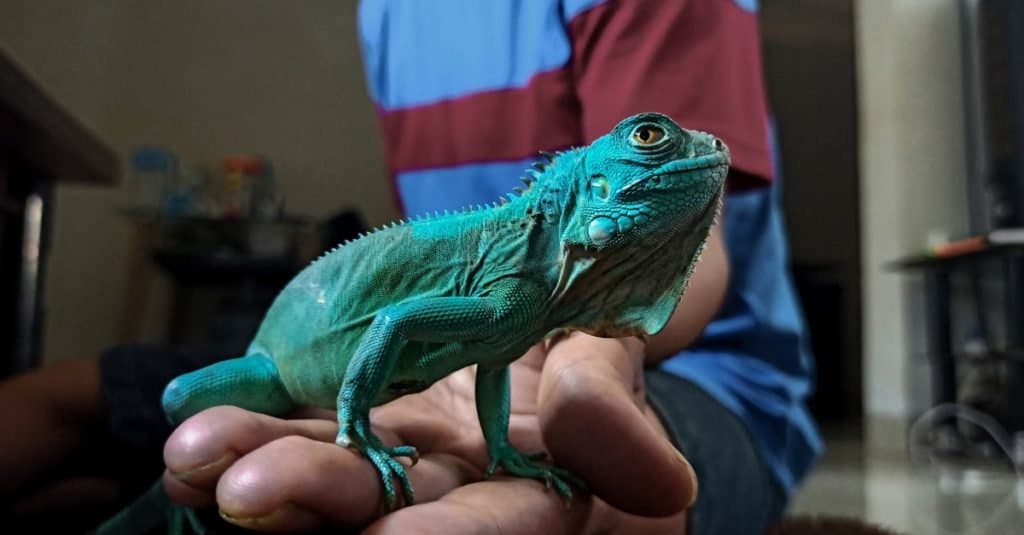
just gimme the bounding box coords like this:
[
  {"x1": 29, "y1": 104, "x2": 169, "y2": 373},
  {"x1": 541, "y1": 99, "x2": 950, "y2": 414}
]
[{"x1": 357, "y1": 0, "x2": 820, "y2": 494}]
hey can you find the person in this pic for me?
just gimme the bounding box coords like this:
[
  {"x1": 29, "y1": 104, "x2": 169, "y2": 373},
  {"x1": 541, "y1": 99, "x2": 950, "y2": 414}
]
[
  {"x1": 0, "y1": 1, "x2": 820, "y2": 534},
  {"x1": 341, "y1": 1, "x2": 820, "y2": 532}
]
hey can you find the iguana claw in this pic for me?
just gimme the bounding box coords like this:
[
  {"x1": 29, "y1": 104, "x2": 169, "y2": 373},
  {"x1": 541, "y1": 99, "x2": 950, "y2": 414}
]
[
  {"x1": 485, "y1": 445, "x2": 587, "y2": 503},
  {"x1": 337, "y1": 418, "x2": 418, "y2": 510}
]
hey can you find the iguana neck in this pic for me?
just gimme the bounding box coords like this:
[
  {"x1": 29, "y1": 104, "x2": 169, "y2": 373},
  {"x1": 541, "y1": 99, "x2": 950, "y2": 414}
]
[
  {"x1": 546, "y1": 192, "x2": 721, "y2": 337},
  {"x1": 504, "y1": 147, "x2": 582, "y2": 230}
]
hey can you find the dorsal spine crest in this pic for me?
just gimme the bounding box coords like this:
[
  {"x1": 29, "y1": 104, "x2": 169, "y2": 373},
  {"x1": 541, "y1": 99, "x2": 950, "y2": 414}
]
[{"x1": 311, "y1": 147, "x2": 578, "y2": 265}]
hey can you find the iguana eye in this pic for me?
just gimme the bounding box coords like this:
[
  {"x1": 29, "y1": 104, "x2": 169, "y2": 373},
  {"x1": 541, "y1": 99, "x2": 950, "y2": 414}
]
[
  {"x1": 590, "y1": 175, "x2": 611, "y2": 200},
  {"x1": 630, "y1": 124, "x2": 666, "y2": 147}
]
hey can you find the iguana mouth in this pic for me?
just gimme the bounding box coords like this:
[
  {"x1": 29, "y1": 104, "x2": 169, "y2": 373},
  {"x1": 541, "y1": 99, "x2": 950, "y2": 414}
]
[
  {"x1": 620, "y1": 152, "x2": 729, "y2": 194},
  {"x1": 653, "y1": 151, "x2": 730, "y2": 175}
]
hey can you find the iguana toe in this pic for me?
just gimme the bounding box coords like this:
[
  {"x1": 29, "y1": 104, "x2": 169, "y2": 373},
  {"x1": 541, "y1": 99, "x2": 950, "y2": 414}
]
[
  {"x1": 486, "y1": 445, "x2": 587, "y2": 502},
  {"x1": 336, "y1": 419, "x2": 418, "y2": 510},
  {"x1": 364, "y1": 446, "x2": 415, "y2": 510}
]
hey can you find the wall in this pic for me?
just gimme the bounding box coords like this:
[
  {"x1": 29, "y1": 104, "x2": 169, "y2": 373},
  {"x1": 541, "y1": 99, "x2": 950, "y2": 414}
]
[
  {"x1": 0, "y1": 1, "x2": 394, "y2": 362},
  {"x1": 855, "y1": 0, "x2": 968, "y2": 420}
]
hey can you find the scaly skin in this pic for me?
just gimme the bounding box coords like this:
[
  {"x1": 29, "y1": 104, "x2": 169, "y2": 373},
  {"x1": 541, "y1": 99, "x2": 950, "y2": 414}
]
[{"x1": 95, "y1": 113, "x2": 728, "y2": 534}]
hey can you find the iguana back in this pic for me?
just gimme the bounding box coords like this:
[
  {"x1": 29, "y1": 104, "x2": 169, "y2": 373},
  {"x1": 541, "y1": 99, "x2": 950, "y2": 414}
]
[{"x1": 249, "y1": 206, "x2": 536, "y2": 406}]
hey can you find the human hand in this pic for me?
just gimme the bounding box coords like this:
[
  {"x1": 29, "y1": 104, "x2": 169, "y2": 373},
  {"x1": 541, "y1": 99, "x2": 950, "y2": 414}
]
[{"x1": 163, "y1": 332, "x2": 696, "y2": 533}]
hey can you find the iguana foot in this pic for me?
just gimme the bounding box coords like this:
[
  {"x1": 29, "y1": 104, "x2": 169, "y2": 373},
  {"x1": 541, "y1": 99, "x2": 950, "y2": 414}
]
[
  {"x1": 485, "y1": 445, "x2": 588, "y2": 501},
  {"x1": 337, "y1": 418, "x2": 418, "y2": 510}
]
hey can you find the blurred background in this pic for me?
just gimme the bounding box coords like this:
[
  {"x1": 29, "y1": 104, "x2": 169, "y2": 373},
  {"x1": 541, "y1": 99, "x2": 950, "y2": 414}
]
[{"x1": 2, "y1": 0, "x2": 1024, "y2": 533}]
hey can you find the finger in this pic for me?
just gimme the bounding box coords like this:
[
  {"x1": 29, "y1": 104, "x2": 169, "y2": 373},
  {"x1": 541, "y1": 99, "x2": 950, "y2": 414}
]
[
  {"x1": 162, "y1": 406, "x2": 361, "y2": 506},
  {"x1": 362, "y1": 477, "x2": 590, "y2": 535},
  {"x1": 215, "y1": 435, "x2": 479, "y2": 532},
  {"x1": 538, "y1": 333, "x2": 696, "y2": 517}
]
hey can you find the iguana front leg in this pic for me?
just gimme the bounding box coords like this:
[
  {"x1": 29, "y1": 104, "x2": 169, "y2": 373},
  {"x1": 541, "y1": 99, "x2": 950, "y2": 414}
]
[
  {"x1": 336, "y1": 285, "x2": 536, "y2": 510},
  {"x1": 475, "y1": 365, "x2": 586, "y2": 499}
]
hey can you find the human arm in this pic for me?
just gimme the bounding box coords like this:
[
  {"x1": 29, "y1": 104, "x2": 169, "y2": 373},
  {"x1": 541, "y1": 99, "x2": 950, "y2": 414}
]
[
  {"x1": 0, "y1": 356, "x2": 140, "y2": 533},
  {"x1": 0, "y1": 356, "x2": 116, "y2": 506},
  {"x1": 644, "y1": 219, "x2": 729, "y2": 363}
]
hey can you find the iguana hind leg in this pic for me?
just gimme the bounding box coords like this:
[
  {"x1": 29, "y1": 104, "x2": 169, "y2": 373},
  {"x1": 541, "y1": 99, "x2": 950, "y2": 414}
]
[{"x1": 161, "y1": 353, "x2": 295, "y2": 425}]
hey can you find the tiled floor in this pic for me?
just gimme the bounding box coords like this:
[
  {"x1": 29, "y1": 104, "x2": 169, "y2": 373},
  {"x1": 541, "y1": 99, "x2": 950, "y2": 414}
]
[{"x1": 788, "y1": 424, "x2": 1024, "y2": 534}]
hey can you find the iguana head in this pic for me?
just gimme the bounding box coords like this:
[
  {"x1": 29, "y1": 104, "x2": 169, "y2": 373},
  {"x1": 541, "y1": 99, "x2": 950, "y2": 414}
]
[
  {"x1": 558, "y1": 112, "x2": 728, "y2": 250},
  {"x1": 530, "y1": 113, "x2": 729, "y2": 336}
]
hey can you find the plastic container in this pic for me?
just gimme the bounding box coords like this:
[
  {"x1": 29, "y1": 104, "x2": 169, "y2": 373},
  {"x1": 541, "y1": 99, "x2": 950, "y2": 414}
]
[{"x1": 131, "y1": 146, "x2": 178, "y2": 212}]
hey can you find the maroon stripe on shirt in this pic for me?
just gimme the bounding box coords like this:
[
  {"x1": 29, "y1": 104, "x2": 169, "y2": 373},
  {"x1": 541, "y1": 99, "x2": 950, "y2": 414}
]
[
  {"x1": 569, "y1": 0, "x2": 774, "y2": 182},
  {"x1": 377, "y1": 0, "x2": 772, "y2": 189},
  {"x1": 378, "y1": 68, "x2": 583, "y2": 174}
]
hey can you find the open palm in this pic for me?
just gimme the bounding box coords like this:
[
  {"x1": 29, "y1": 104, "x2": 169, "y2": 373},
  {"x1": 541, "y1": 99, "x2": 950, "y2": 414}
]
[{"x1": 162, "y1": 333, "x2": 695, "y2": 534}]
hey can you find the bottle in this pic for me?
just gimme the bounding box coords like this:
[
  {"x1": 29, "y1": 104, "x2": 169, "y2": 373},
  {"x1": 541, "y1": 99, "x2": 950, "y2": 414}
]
[
  {"x1": 131, "y1": 146, "x2": 178, "y2": 214},
  {"x1": 221, "y1": 155, "x2": 264, "y2": 219}
]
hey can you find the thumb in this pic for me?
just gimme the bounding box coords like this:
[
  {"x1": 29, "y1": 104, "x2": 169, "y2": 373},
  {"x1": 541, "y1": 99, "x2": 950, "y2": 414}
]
[{"x1": 537, "y1": 332, "x2": 697, "y2": 517}]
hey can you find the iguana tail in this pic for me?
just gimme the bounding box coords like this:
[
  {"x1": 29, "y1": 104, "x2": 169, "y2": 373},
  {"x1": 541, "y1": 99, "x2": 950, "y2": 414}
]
[
  {"x1": 93, "y1": 354, "x2": 297, "y2": 534},
  {"x1": 160, "y1": 354, "x2": 294, "y2": 426},
  {"x1": 92, "y1": 480, "x2": 174, "y2": 535}
]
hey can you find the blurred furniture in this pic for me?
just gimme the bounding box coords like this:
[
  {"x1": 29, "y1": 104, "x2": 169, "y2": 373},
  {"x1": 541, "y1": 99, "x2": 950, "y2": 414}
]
[
  {"x1": 153, "y1": 248, "x2": 301, "y2": 354},
  {"x1": 116, "y1": 214, "x2": 309, "y2": 351},
  {"x1": 792, "y1": 262, "x2": 857, "y2": 424},
  {"x1": 892, "y1": 243, "x2": 1024, "y2": 456},
  {"x1": 0, "y1": 51, "x2": 118, "y2": 377},
  {"x1": 117, "y1": 209, "x2": 366, "y2": 353}
]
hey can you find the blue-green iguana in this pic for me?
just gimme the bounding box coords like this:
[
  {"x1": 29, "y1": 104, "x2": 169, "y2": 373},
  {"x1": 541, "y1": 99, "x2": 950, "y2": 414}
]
[{"x1": 95, "y1": 112, "x2": 728, "y2": 533}]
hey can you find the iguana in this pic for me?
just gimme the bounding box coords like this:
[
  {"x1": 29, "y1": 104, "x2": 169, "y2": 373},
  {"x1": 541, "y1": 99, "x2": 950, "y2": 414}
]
[{"x1": 95, "y1": 112, "x2": 728, "y2": 534}]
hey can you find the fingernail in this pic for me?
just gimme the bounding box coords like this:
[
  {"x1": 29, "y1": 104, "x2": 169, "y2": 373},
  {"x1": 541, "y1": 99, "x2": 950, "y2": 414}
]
[
  {"x1": 170, "y1": 452, "x2": 238, "y2": 484},
  {"x1": 220, "y1": 502, "x2": 321, "y2": 531}
]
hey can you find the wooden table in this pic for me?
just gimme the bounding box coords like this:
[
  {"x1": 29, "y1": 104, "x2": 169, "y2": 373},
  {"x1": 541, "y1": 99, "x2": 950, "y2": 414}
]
[{"x1": 0, "y1": 50, "x2": 118, "y2": 377}]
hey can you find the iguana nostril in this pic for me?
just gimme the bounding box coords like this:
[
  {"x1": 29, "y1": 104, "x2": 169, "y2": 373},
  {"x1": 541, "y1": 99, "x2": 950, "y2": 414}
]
[
  {"x1": 713, "y1": 138, "x2": 725, "y2": 151},
  {"x1": 588, "y1": 216, "x2": 618, "y2": 245}
]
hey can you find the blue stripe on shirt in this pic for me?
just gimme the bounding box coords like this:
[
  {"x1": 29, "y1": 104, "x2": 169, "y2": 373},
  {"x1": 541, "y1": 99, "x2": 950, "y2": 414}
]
[
  {"x1": 359, "y1": 0, "x2": 606, "y2": 111},
  {"x1": 733, "y1": 0, "x2": 760, "y2": 13},
  {"x1": 560, "y1": 0, "x2": 608, "y2": 19},
  {"x1": 359, "y1": 0, "x2": 754, "y2": 110},
  {"x1": 396, "y1": 158, "x2": 539, "y2": 217}
]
